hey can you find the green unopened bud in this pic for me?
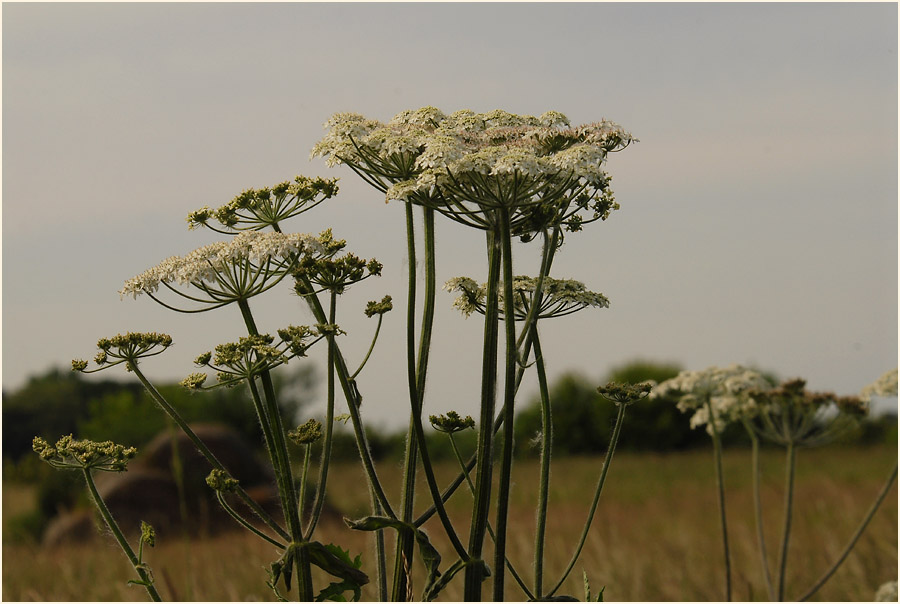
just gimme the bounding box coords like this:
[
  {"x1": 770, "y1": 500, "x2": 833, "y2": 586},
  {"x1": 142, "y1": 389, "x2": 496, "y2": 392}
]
[
  {"x1": 206, "y1": 469, "x2": 239, "y2": 492},
  {"x1": 72, "y1": 359, "x2": 89, "y2": 372},
  {"x1": 194, "y1": 352, "x2": 212, "y2": 366},
  {"x1": 180, "y1": 373, "x2": 208, "y2": 390},
  {"x1": 597, "y1": 381, "x2": 653, "y2": 406},
  {"x1": 430, "y1": 411, "x2": 476, "y2": 434},
  {"x1": 364, "y1": 295, "x2": 393, "y2": 318},
  {"x1": 140, "y1": 521, "x2": 156, "y2": 547},
  {"x1": 288, "y1": 419, "x2": 323, "y2": 445}
]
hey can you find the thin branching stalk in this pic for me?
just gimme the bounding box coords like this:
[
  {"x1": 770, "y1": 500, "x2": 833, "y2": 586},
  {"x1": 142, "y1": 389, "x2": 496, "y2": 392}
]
[
  {"x1": 547, "y1": 402, "x2": 627, "y2": 598},
  {"x1": 82, "y1": 468, "x2": 163, "y2": 602},
  {"x1": 297, "y1": 274, "x2": 395, "y2": 517},
  {"x1": 216, "y1": 491, "x2": 286, "y2": 549},
  {"x1": 798, "y1": 463, "x2": 898, "y2": 601},
  {"x1": 776, "y1": 442, "x2": 797, "y2": 601},
  {"x1": 464, "y1": 227, "x2": 503, "y2": 601},
  {"x1": 130, "y1": 365, "x2": 288, "y2": 541}
]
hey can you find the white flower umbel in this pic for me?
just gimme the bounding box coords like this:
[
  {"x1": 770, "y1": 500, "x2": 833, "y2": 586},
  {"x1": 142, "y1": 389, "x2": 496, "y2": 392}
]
[
  {"x1": 860, "y1": 368, "x2": 898, "y2": 402},
  {"x1": 314, "y1": 107, "x2": 636, "y2": 236},
  {"x1": 120, "y1": 231, "x2": 323, "y2": 311},
  {"x1": 652, "y1": 365, "x2": 772, "y2": 435}
]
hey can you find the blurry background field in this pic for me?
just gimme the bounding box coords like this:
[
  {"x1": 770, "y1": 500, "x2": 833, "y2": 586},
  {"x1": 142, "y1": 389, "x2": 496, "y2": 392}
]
[{"x1": 4, "y1": 444, "x2": 896, "y2": 601}]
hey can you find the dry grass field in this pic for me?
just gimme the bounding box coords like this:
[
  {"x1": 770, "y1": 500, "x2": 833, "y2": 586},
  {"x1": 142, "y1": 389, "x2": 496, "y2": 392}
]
[{"x1": 3, "y1": 445, "x2": 896, "y2": 601}]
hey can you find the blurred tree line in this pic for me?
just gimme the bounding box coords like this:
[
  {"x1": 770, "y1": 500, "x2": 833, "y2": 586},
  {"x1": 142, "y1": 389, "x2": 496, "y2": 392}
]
[{"x1": 4, "y1": 360, "x2": 896, "y2": 472}]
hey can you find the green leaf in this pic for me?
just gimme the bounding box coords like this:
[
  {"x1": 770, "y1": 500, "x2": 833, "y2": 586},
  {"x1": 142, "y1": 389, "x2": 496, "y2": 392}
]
[
  {"x1": 597, "y1": 586, "x2": 606, "y2": 602},
  {"x1": 347, "y1": 516, "x2": 442, "y2": 600},
  {"x1": 305, "y1": 541, "x2": 368, "y2": 587}
]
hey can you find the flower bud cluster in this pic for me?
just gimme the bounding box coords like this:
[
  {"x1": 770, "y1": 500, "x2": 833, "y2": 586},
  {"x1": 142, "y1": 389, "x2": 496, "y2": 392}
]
[
  {"x1": 597, "y1": 381, "x2": 653, "y2": 406},
  {"x1": 206, "y1": 469, "x2": 239, "y2": 492},
  {"x1": 293, "y1": 252, "x2": 383, "y2": 295},
  {"x1": 187, "y1": 176, "x2": 339, "y2": 232},
  {"x1": 33, "y1": 434, "x2": 137, "y2": 472},
  {"x1": 186, "y1": 329, "x2": 321, "y2": 389},
  {"x1": 72, "y1": 332, "x2": 174, "y2": 374},
  {"x1": 364, "y1": 295, "x2": 394, "y2": 318},
  {"x1": 746, "y1": 379, "x2": 868, "y2": 447},
  {"x1": 444, "y1": 275, "x2": 608, "y2": 320},
  {"x1": 430, "y1": 411, "x2": 476, "y2": 434},
  {"x1": 288, "y1": 419, "x2": 323, "y2": 445}
]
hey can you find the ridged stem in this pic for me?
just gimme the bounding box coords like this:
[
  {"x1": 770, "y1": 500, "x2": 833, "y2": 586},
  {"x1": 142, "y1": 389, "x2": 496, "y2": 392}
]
[
  {"x1": 464, "y1": 227, "x2": 503, "y2": 601},
  {"x1": 493, "y1": 208, "x2": 518, "y2": 602}
]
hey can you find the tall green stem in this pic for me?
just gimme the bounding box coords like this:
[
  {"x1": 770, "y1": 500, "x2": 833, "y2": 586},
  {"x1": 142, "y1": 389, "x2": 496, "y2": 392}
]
[
  {"x1": 394, "y1": 203, "x2": 422, "y2": 601},
  {"x1": 706, "y1": 397, "x2": 732, "y2": 602},
  {"x1": 798, "y1": 463, "x2": 898, "y2": 601},
  {"x1": 532, "y1": 326, "x2": 552, "y2": 598},
  {"x1": 548, "y1": 402, "x2": 627, "y2": 597},
  {"x1": 749, "y1": 430, "x2": 776, "y2": 600},
  {"x1": 464, "y1": 227, "x2": 502, "y2": 601},
  {"x1": 305, "y1": 290, "x2": 337, "y2": 539},
  {"x1": 493, "y1": 208, "x2": 518, "y2": 602},
  {"x1": 776, "y1": 442, "x2": 797, "y2": 601},
  {"x1": 82, "y1": 468, "x2": 162, "y2": 602}
]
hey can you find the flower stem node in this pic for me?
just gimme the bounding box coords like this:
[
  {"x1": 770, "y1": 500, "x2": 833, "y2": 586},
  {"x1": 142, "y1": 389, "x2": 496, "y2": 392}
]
[
  {"x1": 206, "y1": 469, "x2": 239, "y2": 493},
  {"x1": 288, "y1": 419, "x2": 324, "y2": 446},
  {"x1": 597, "y1": 381, "x2": 653, "y2": 406},
  {"x1": 33, "y1": 435, "x2": 137, "y2": 472},
  {"x1": 429, "y1": 411, "x2": 476, "y2": 434}
]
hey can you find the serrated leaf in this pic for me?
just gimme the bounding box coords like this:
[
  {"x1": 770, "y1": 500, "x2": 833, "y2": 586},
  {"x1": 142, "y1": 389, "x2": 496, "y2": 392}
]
[{"x1": 306, "y1": 541, "x2": 368, "y2": 586}]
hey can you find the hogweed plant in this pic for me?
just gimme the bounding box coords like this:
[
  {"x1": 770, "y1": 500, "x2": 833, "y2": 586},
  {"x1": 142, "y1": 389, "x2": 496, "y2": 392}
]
[
  {"x1": 41, "y1": 105, "x2": 667, "y2": 602},
  {"x1": 653, "y1": 365, "x2": 898, "y2": 602}
]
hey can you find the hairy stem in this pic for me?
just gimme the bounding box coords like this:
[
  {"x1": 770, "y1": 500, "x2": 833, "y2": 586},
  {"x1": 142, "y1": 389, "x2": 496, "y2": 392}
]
[
  {"x1": 532, "y1": 326, "x2": 553, "y2": 597},
  {"x1": 83, "y1": 468, "x2": 162, "y2": 602}
]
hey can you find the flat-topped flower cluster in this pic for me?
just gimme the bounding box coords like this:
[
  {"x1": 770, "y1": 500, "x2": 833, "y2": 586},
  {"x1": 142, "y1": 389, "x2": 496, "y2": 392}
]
[
  {"x1": 119, "y1": 231, "x2": 323, "y2": 300},
  {"x1": 312, "y1": 107, "x2": 636, "y2": 233},
  {"x1": 652, "y1": 364, "x2": 773, "y2": 434}
]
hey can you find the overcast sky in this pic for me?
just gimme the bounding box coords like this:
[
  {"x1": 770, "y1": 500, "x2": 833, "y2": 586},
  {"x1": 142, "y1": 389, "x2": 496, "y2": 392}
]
[{"x1": 3, "y1": 2, "x2": 897, "y2": 429}]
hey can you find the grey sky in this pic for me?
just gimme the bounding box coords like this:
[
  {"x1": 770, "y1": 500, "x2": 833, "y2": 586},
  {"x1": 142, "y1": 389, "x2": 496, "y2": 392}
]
[{"x1": 3, "y1": 2, "x2": 897, "y2": 428}]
